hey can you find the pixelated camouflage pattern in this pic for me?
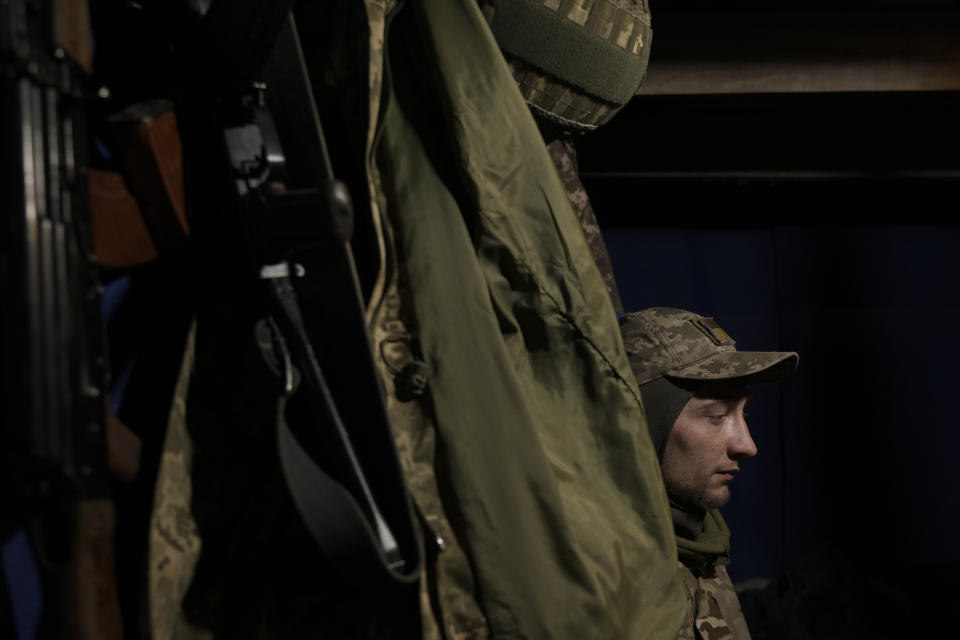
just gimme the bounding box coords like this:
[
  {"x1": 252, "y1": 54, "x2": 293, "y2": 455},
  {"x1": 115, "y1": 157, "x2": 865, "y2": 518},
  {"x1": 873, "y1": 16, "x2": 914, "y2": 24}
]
[
  {"x1": 546, "y1": 138, "x2": 624, "y2": 314},
  {"x1": 677, "y1": 563, "x2": 752, "y2": 640},
  {"x1": 148, "y1": 322, "x2": 211, "y2": 640},
  {"x1": 506, "y1": 57, "x2": 618, "y2": 132},
  {"x1": 365, "y1": 0, "x2": 392, "y2": 154},
  {"x1": 483, "y1": 0, "x2": 652, "y2": 132},
  {"x1": 362, "y1": 0, "x2": 393, "y2": 327},
  {"x1": 619, "y1": 307, "x2": 798, "y2": 386},
  {"x1": 371, "y1": 264, "x2": 492, "y2": 640},
  {"x1": 368, "y1": 2, "x2": 489, "y2": 636}
]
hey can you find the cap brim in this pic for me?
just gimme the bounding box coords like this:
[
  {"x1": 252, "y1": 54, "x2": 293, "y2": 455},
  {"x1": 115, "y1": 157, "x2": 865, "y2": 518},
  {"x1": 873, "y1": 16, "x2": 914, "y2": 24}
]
[{"x1": 665, "y1": 351, "x2": 798, "y2": 384}]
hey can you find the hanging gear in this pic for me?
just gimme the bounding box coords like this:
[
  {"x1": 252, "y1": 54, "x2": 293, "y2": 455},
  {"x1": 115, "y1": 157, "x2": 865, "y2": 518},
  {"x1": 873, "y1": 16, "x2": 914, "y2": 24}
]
[{"x1": 481, "y1": 0, "x2": 653, "y2": 133}]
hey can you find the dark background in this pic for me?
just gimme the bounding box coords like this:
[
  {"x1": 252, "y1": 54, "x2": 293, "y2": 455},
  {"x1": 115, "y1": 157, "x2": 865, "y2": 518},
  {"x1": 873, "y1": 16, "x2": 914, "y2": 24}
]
[
  {"x1": 575, "y1": 1, "x2": 960, "y2": 635},
  {"x1": 4, "y1": 1, "x2": 959, "y2": 638}
]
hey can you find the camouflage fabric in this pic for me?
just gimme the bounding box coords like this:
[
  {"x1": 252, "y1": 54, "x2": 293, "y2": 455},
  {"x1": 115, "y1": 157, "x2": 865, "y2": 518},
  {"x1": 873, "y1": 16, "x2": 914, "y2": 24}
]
[
  {"x1": 678, "y1": 563, "x2": 752, "y2": 640},
  {"x1": 361, "y1": 0, "x2": 393, "y2": 326},
  {"x1": 148, "y1": 322, "x2": 210, "y2": 640},
  {"x1": 481, "y1": 0, "x2": 653, "y2": 132},
  {"x1": 505, "y1": 56, "x2": 619, "y2": 132},
  {"x1": 546, "y1": 138, "x2": 624, "y2": 314},
  {"x1": 371, "y1": 272, "x2": 491, "y2": 640},
  {"x1": 619, "y1": 308, "x2": 798, "y2": 386},
  {"x1": 367, "y1": 2, "x2": 491, "y2": 637}
]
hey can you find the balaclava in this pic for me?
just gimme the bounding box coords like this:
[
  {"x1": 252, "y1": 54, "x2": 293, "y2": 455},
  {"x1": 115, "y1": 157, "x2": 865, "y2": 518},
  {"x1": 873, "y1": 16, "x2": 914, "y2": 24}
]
[{"x1": 619, "y1": 307, "x2": 799, "y2": 569}]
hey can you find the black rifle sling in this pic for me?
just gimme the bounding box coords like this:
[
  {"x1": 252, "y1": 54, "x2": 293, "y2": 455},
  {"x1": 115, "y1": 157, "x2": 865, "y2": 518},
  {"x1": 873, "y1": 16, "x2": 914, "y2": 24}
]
[
  {"x1": 260, "y1": 272, "x2": 415, "y2": 589},
  {"x1": 219, "y1": 10, "x2": 422, "y2": 589}
]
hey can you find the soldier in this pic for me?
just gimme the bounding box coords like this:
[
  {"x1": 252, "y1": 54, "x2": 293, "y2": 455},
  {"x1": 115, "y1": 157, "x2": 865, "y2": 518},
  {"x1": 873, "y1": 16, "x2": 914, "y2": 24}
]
[{"x1": 619, "y1": 307, "x2": 798, "y2": 640}]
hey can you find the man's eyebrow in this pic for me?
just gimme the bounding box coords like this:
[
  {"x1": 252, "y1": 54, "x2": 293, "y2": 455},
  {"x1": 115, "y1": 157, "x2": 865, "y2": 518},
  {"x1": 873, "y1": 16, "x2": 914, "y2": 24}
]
[{"x1": 693, "y1": 399, "x2": 734, "y2": 413}]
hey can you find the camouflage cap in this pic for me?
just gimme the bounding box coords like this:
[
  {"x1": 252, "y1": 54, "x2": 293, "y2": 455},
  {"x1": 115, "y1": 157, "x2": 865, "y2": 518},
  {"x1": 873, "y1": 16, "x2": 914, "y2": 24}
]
[{"x1": 619, "y1": 307, "x2": 798, "y2": 386}]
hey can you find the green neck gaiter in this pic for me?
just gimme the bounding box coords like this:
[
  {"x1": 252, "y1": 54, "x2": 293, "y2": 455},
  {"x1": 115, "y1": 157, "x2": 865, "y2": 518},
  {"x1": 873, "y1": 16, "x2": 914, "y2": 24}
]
[{"x1": 673, "y1": 505, "x2": 731, "y2": 570}]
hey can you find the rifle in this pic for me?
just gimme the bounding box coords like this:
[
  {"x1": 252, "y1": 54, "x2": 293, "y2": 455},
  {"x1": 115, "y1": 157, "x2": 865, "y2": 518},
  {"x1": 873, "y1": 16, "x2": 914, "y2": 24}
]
[{"x1": 0, "y1": 0, "x2": 123, "y2": 638}]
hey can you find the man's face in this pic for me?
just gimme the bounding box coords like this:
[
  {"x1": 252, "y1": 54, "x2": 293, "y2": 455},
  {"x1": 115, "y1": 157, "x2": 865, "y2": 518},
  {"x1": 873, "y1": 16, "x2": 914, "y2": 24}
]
[{"x1": 660, "y1": 380, "x2": 757, "y2": 511}]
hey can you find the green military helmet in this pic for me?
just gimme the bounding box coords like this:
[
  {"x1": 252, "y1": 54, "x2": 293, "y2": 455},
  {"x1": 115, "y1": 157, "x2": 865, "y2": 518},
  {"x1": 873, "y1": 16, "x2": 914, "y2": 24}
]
[
  {"x1": 480, "y1": 0, "x2": 653, "y2": 134},
  {"x1": 619, "y1": 307, "x2": 799, "y2": 386}
]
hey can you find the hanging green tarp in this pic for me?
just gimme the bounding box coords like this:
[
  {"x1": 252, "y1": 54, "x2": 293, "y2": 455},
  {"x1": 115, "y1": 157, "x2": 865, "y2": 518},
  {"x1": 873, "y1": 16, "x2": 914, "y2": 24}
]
[{"x1": 375, "y1": 0, "x2": 687, "y2": 637}]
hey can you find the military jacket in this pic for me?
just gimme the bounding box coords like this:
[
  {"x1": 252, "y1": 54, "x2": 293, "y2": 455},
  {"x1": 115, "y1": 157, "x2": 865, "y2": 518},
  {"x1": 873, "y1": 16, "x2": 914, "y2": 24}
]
[{"x1": 677, "y1": 563, "x2": 752, "y2": 640}]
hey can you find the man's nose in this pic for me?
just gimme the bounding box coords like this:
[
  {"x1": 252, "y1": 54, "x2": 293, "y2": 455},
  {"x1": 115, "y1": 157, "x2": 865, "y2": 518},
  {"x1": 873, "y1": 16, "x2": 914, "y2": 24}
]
[{"x1": 729, "y1": 414, "x2": 758, "y2": 460}]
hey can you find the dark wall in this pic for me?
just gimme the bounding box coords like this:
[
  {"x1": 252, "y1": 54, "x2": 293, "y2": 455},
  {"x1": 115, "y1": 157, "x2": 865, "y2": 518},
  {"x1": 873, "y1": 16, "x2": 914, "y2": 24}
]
[
  {"x1": 577, "y1": 89, "x2": 960, "y2": 636},
  {"x1": 601, "y1": 227, "x2": 788, "y2": 582},
  {"x1": 599, "y1": 225, "x2": 960, "y2": 578}
]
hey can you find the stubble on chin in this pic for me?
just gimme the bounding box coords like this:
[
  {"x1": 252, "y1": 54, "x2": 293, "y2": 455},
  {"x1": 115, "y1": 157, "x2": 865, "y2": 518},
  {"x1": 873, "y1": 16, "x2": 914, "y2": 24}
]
[
  {"x1": 700, "y1": 486, "x2": 731, "y2": 510},
  {"x1": 666, "y1": 478, "x2": 731, "y2": 511}
]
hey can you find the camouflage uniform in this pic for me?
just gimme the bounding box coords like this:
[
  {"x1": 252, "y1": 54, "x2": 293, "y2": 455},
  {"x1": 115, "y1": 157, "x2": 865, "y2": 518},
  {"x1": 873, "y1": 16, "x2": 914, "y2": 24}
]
[
  {"x1": 674, "y1": 510, "x2": 750, "y2": 640},
  {"x1": 149, "y1": 323, "x2": 208, "y2": 640},
  {"x1": 366, "y1": 2, "x2": 491, "y2": 638},
  {"x1": 371, "y1": 267, "x2": 491, "y2": 640},
  {"x1": 677, "y1": 562, "x2": 752, "y2": 640},
  {"x1": 546, "y1": 139, "x2": 624, "y2": 314}
]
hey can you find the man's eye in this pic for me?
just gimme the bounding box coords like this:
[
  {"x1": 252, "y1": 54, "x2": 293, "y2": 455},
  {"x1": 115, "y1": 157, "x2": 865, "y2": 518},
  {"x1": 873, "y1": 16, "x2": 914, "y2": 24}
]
[{"x1": 708, "y1": 415, "x2": 726, "y2": 425}]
